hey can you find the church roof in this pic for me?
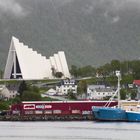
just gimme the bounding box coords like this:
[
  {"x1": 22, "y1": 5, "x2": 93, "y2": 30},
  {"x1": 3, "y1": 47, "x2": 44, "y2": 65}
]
[{"x1": 4, "y1": 36, "x2": 70, "y2": 80}]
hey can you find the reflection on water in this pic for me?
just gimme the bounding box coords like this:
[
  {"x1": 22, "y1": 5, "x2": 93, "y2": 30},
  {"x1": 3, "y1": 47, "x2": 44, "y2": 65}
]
[{"x1": 0, "y1": 121, "x2": 140, "y2": 140}]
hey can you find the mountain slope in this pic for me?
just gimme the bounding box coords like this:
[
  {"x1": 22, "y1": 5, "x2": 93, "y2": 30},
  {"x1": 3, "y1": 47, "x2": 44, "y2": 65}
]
[{"x1": 0, "y1": 0, "x2": 140, "y2": 69}]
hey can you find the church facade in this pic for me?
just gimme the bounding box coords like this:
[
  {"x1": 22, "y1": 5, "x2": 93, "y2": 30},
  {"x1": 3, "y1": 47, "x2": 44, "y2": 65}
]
[{"x1": 4, "y1": 37, "x2": 70, "y2": 80}]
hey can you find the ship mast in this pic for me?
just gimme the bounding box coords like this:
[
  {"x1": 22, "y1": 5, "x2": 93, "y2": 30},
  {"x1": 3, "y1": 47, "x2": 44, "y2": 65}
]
[{"x1": 116, "y1": 71, "x2": 121, "y2": 108}]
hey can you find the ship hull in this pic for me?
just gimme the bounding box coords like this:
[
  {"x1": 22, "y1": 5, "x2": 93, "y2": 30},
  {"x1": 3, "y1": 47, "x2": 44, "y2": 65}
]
[
  {"x1": 92, "y1": 107, "x2": 127, "y2": 121},
  {"x1": 126, "y1": 111, "x2": 140, "y2": 122}
]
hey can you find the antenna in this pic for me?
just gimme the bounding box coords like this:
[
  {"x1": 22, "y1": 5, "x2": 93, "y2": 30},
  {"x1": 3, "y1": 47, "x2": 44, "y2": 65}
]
[{"x1": 116, "y1": 71, "x2": 121, "y2": 108}]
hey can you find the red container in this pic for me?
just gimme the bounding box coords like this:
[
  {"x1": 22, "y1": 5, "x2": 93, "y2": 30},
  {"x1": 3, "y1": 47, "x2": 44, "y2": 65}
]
[{"x1": 11, "y1": 101, "x2": 117, "y2": 116}]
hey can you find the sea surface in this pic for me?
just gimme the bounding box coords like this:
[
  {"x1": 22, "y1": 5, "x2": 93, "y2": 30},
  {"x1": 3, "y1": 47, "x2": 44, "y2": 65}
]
[{"x1": 0, "y1": 121, "x2": 140, "y2": 140}]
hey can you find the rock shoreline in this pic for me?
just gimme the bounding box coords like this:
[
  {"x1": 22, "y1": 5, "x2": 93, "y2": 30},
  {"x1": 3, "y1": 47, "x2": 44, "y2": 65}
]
[{"x1": 0, "y1": 115, "x2": 94, "y2": 121}]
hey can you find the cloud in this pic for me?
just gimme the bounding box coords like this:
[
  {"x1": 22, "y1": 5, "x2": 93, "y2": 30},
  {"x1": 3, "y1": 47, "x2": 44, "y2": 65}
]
[
  {"x1": 100, "y1": 0, "x2": 140, "y2": 23},
  {"x1": 0, "y1": 0, "x2": 28, "y2": 17},
  {"x1": 111, "y1": 16, "x2": 120, "y2": 23},
  {"x1": 101, "y1": 0, "x2": 140, "y2": 11},
  {"x1": 104, "y1": 11, "x2": 120, "y2": 23},
  {"x1": 50, "y1": 0, "x2": 74, "y2": 7}
]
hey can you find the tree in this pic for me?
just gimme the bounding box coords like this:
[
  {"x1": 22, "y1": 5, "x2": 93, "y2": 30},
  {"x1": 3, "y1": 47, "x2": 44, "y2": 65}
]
[
  {"x1": 18, "y1": 81, "x2": 28, "y2": 98},
  {"x1": 70, "y1": 65, "x2": 78, "y2": 77},
  {"x1": 0, "y1": 101, "x2": 9, "y2": 110},
  {"x1": 130, "y1": 90, "x2": 137, "y2": 100},
  {"x1": 79, "y1": 65, "x2": 95, "y2": 77},
  {"x1": 106, "y1": 75, "x2": 117, "y2": 86},
  {"x1": 21, "y1": 91, "x2": 41, "y2": 101},
  {"x1": 77, "y1": 80, "x2": 87, "y2": 95},
  {"x1": 120, "y1": 61, "x2": 130, "y2": 75},
  {"x1": 67, "y1": 90, "x2": 77, "y2": 100},
  {"x1": 121, "y1": 74, "x2": 133, "y2": 85},
  {"x1": 55, "y1": 72, "x2": 63, "y2": 78},
  {"x1": 111, "y1": 60, "x2": 120, "y2": 72},
  {"x1": 120, "y1": 89, "x2": 127, "y2": 100},
  {"x1": 11, "y1": 96, "x2": 21, "y2": 104},
  {"x1": 130, "y1": 60, "x2": 140, "y2": 79},
  {"x1": 28, "y1": 86, "x2": 39, "y2": 93}
]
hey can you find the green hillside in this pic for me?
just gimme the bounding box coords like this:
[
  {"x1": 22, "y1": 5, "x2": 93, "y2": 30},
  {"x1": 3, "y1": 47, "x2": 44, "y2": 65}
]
[{"x1": 0, "y1": 0, "x2": 140, "y2": 69}]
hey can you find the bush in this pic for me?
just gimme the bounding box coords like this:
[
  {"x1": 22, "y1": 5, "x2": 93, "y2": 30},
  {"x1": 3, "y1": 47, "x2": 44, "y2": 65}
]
[
  {"x1": 0, "y1": 102, "x2": 9, "y2": 110},
  {"x1": 120, "y1": 89, "x2": 127, "y2": 100},
  {"x1": 67, "y1": 90, "x2": 77, "y2": 100},
  {"x1": 21, "y1": 91, "x2": 41, "y2": 101}
]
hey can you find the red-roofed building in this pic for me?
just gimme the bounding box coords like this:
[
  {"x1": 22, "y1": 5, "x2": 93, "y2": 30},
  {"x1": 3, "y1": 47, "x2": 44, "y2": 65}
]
[{"x1": 133, "y1": 80, "x2": 140, "y2": 86}]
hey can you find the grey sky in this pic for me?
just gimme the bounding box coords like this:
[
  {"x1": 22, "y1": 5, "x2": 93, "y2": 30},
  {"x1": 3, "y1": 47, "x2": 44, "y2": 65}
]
[
  {"x1": 0, "y1": 0, "x2": 28, "y2": 17},
  {"x1": 0, "y1": 0, "x2": 140, "y2": 18}
]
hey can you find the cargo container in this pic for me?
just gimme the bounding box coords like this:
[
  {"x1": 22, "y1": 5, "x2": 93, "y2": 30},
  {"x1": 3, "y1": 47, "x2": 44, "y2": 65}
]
[{"x1": 11, "y1": 101, "x2": 117, "y2": 116}]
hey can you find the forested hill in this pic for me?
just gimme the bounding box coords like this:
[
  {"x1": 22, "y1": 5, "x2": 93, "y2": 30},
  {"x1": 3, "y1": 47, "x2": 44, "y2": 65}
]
[{"x1": 1, "y1": 0, "x2": 140, "y2": 69}]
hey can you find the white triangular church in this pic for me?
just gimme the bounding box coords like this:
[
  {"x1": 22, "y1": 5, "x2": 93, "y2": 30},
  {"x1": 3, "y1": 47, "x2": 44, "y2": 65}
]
[{"x1": 4, "y1": 36, "x2": 71, "y2": 80}]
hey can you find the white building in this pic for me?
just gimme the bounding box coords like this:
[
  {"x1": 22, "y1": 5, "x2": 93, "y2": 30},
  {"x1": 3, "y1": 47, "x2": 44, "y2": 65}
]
[
  {"x1": 0, "y1": 84, "x2": 19, "y2": 100},
  {"x1": 45, "y1": 88, "x2": 57, "y2": 96},
  {"x1": 87, "y1": 85, "x2": 115, "y2": 100},
  {"x1": 56, "y1": 79, "x2": 77, "y2": 95},
  {"x1": 4, "y1": 36, "x2": 71, "y2": 80}
]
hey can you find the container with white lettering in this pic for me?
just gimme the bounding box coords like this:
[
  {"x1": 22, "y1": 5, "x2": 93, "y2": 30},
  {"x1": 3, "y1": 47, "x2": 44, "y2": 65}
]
[
  {"x1": 53, "y1": 110, "x2": 61, "y2": 114},
  {"x1": 35, "y1": 110, "x2": 43, "y2": 114},
  {"x1": 44, "y1": 110, "x2": 52, "y2": 114}
]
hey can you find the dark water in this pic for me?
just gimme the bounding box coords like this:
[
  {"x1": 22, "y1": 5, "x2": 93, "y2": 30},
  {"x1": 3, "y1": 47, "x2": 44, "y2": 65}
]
[{"x1": 0, "y1": 121, "x2": 140, "y2": 140}]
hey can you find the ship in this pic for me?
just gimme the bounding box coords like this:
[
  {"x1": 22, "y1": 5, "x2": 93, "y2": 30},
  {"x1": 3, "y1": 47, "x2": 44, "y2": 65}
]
[
  {"x1": 126, "y1": 105, "x2": 140, "y2": 122},
  {"x1": 92, "y1": 71, "x2": 127, "y2": 121},
  {"x1": 126, "y1": 111, "x2": 140, "y2": 122},
  {"x1": 92, "y1": 106, "x2": 127, "y2": 121}
]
